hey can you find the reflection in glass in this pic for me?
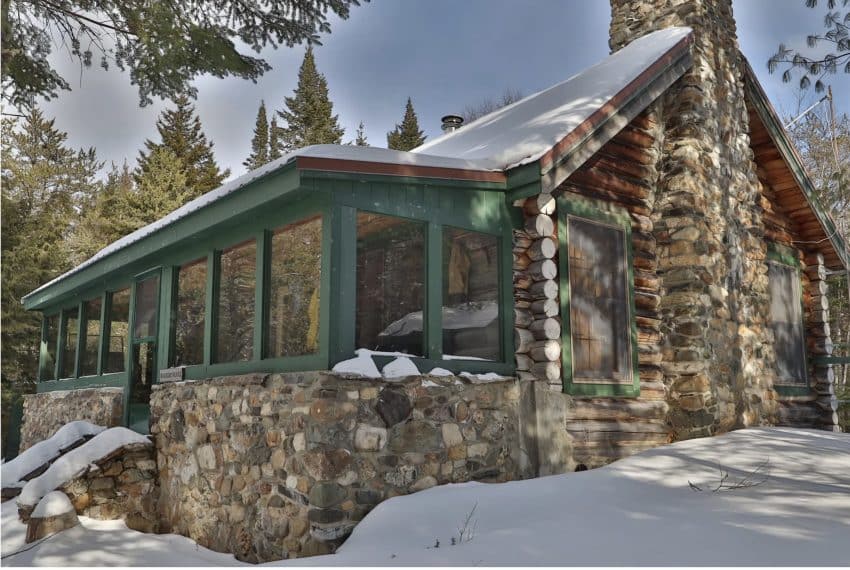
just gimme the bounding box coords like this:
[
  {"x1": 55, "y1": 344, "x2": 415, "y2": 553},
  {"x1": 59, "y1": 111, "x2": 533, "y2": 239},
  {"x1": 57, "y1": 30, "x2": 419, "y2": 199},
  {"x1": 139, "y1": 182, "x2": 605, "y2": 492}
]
[
  {"x1": 104, "y1": 288, "x2": 130, "y2": 373},
  {"x1": 133, "y1": 276, "x2": 159, "y2": 339},
  {"x1": 41, "y1": 314, "x2": 59, "y2": 381},
  {"x1": 567, "y1": 216, "x2": 631, "y2": 383},
  {"x1": 356, "y1": 212, "x2": 425, "y2": 355},
  {"x1": 216, "y1": 240, "x2": 256, "y2": 362},
  {"x1": 174, "y1": 258, "x2": 206, "y2": 366},
  {"x1": 80, "y1": 297, "x2": 102, "y2": 376},
  {"x1": 267, "y1": 216, "x2": 322, "y2": 358},
  {"x1": 60, "y1": 307, "x2": 79, "y2": 379},
  {"x1": 442, "y1": 228, "x2": 500, "y2": 360},
  {"x1": 768, "y1": 262, "x2": 807, "y2": 383}
]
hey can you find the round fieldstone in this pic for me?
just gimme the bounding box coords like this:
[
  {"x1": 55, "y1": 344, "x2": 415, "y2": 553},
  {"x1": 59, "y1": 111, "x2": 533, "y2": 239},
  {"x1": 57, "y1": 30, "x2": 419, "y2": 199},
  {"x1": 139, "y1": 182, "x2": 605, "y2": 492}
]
[{"x1": 376, "y1": 388, "x2": 411, "y2": 428}]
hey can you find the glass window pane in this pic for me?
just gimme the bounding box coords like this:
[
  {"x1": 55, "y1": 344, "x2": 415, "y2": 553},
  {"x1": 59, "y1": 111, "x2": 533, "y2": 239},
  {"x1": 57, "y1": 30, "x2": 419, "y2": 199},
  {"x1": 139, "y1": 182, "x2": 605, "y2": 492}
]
[
  {"x1": 768, "y1": 262, "x2": 807, "y2": 383},
  {"x1": 79, "y1": 297, "x2": 102, "y2": 376},
  {"x1": 174, "y1": 258, "x2": 207, "y2": 366},
  {"x1": 133, "y1": 276, "x2": 159, "y2": 339},
  {"x1": 356, "y1": 212, "x2": 425, "y2": 355},
  {"x1": 442, "y1": 228, "x2": 501, "y2": 360},
  {"x1": 104, "y1": 288, "x2": 130, "y2": 374},
  {"x1": 129, "y1": 341, "x2": 156, "y2": 432},
  {"x1": 41, "y1": 314, "x2": 59, "y2": 381},
  {"x1": 60, "y1": 307, "x2": 79, "y2": 379},
  {"x1": 267, "y1": 216, "x2": 322, "y2": 358},
  {"x1": 567, "y1": 216, "x2": 631, "y2": 383},
  {"x1": 216, "y1": 240, "x2": 256, "y2": 362}
]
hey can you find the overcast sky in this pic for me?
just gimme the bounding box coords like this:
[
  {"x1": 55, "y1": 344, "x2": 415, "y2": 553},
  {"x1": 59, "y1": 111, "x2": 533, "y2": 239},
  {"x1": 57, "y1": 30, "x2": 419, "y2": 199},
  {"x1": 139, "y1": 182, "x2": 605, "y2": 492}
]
[{"x1": 40, "y1": 0, "x2": 850, "y2": 180}]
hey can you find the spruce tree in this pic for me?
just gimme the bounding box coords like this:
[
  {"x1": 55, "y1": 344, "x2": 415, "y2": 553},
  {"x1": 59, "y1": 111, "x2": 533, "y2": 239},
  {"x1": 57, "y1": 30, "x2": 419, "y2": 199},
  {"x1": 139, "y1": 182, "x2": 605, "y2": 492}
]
[
  {"x1": 1, "y1": 108, "x2": 100, "y2": 389},
  {"x1": 277, "y1": 47, "x2": 344, "y2": 151},
  {"x1": 387, "y1": 97, "x2": 426, "y2": 151},
  {"x1": 126, "y1": 148, "x2": 193, "y2": 227},
  {"x1": 244, "y1": 101, "x2": 270, "y2": 170},
  {"x1": 354, "y1": 121, "x2": 368, "y2": 146},
  {"x1": 136, "y1": 94, "x2": 229, "y2": 198},
  {"x1": 71, "y1": 162, "x2": 137, "y2": 264},
  {"x1": 269, "y1": 116, "x2": 283, "y2": 161}
]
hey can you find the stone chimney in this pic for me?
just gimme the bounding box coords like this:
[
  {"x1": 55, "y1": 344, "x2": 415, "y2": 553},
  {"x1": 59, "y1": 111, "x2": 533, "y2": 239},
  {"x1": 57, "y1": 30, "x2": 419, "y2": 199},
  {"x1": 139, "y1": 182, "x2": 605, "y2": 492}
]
[{"x1": 608, "y1": 0, "x2": 776, "y2": 438}]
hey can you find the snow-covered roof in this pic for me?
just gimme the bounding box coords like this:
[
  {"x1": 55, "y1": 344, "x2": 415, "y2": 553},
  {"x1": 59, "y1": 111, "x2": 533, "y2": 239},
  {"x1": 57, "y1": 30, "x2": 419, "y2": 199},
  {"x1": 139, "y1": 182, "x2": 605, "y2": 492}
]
[
  {"x1": 413, "y1": 27, "x2": 692, "y2": 170},
  {"x1": 24, "y1": 27, "x2": 693, "y2": 303}
]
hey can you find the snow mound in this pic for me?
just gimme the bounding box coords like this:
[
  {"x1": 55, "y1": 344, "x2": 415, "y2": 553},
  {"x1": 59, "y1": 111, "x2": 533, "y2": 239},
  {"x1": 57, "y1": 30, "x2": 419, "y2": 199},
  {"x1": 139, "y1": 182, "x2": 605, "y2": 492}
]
[
  {"x1": 18, "y1": 428, "x2": 151, "y2": 507},
  {"x1": 459, "y1": 371, "x2": 511, "y2": 383},
  {"x1": 382, "y1": 357, "x2": 420, "y2": 379},
  {"x1": 331, "y1": 349, "x2": 382, "y2": 379},
  {"x1": 31, "y1": 491, "x2": 74, "y2": 518},
  {"x1": 303, "y1": 428, "x2": 850, "y2": 566},
  {"x1": 427, "y1": 367, "x2": 454, "y2": 377},
  {"x1": 2, "y1": 421, "x2": 106, "y2": 488}
]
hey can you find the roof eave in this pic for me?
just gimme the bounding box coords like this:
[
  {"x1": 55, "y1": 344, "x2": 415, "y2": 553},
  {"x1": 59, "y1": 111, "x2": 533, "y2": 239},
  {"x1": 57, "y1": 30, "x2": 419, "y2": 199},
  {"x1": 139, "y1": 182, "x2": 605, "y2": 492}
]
[
  {"x1": 743, "y1": 61, "x2": 849, "y2": 270},
  {"x1": 526, "y1": 32, "x2": 693, "y2": 197}
]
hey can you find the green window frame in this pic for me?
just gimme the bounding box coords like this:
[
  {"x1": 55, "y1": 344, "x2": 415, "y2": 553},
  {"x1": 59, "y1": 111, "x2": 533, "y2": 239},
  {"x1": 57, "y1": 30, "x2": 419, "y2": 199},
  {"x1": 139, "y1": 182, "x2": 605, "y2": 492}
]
[
  {"x1": 343, "y1": 207, "x2": 511, "y2": 374},
  {"x1": 766, "y1": 242, "x2": 810, "y2": 396},
  {"x1": 38, "y1": 312, "x2": 60, "y2": 382},
  {"x1": 557, "y1": 197, "x2": 640, "y2": 397}
]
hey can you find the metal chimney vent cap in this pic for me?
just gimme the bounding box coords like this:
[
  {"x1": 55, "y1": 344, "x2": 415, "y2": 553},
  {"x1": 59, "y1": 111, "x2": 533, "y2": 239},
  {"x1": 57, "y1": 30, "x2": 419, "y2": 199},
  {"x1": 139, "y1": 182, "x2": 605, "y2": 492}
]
[{"x1": 441, "y1": 114, "x2": 464, "y2": 132}]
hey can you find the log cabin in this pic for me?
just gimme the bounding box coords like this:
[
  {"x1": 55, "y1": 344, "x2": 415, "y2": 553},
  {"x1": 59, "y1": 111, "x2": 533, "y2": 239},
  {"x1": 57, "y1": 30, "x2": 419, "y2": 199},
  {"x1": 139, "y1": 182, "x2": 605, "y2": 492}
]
[{"x1": 15, "y1": 0, "x2": 848, "y2": 561}]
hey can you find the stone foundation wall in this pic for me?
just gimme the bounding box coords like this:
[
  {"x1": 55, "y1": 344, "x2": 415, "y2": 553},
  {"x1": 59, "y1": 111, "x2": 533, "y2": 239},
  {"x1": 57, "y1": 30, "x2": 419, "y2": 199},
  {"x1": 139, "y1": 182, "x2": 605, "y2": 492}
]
[
  {"x1": 20, "y1": 388, "x2": 124, "y2": 450},
  {"x1": 18, "y1": 440, "x2": 158, "y2": 533},
  {"x1": 150, "y1": 371, "x2": 525, "y2": 563}
]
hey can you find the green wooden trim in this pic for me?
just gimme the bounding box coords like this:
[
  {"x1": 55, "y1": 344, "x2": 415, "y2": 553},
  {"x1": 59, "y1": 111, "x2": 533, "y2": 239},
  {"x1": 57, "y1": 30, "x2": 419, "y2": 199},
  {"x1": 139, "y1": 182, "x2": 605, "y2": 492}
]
[
  {"x1": 774, "y1": 384, "x2": 814, "y2": 397},
  {"x1": 330, "y1": 205, "x2": 358, "y2": 365},
  {"x1": 317, "y1": 211, "x2": 333, "y2": 368},
  {"x1": 96, "y1": 292, "x2": 107, "y2": 376},
  {"x1": 505, "y1": 163, "x2": 542, "y2": 202},
  {"x1": 256, "y1": 230, "x2": 271, "y2": 360},
  {"x1": 72, "y1": 302, "x2": 83, "y2": 379},
  {"x1": 766, "y1": 242, "x2": 800, "y2": 268},
  {"x1": 426, "y1": 223, "x2": 443, "y2": 360},
  {"x1": 813, "y1": 355, "x2": 850, "y2": 365},
  {"x1": 181, "y1": 353, "x2": 329, "y2": 380},
  {"x1": 36, "y1": 372, "x2": 127, "y2": 393},
  {"x1": 557, "y1": 196, "x2": 640, "y2": 398},
  {"x1": 499, "y1": 230, "x2": 514, "y2": 363},
  {"x1": 157, "y1": 266, "x2": 175, "y2": 372},
  {"x1": 203, "y1": 252, "x2": 216, "y2": 366},
  {"x1": 300, "y1": 169, "x2": 507, "y2": 192}
]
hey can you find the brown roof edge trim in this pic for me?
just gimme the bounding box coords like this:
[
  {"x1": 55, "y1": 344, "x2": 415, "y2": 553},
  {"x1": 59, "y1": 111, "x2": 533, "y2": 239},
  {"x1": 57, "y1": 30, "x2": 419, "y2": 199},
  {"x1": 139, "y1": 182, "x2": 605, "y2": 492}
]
[
  {"x1": 295, "y1": 156, "x2": 507, "y2": 184},
  {"x1": 743, "y1": 60, "x2": 848, "y2": 269},
  {"x1": 537, "y1": 33, "x2": 694, "y2": 171}
]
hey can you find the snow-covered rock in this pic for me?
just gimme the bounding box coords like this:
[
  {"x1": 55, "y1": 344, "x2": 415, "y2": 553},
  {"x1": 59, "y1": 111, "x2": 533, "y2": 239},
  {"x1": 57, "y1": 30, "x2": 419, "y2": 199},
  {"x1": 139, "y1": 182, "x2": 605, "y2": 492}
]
[
  {"x1": 17, "y1": 428, "x2": 150, "y2": 508},
  {"x1": 382, "y1": 357, "x2": 420, "y2": 379},
  {"x1": 31, "y1": 491, "x2": 74, "y2": 519},
  {"x1": 2, "y1": 421, "x2": 106, "y2": 489}
]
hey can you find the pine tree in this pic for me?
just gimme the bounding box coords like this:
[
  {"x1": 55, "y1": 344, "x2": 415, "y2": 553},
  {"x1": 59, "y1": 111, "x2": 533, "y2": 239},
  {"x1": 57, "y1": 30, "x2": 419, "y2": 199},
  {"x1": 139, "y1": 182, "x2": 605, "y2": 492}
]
[
  {"x1": 277, "y1": 47, "x2": 344, "y2": 151},
  {"x1": 126, "y1": 148, "x2": 193, "y2": 227},
  {"x1": 136, "y1": 94, "x2": 229, "y2": 198},
  {"x1": 269, "y1": 116, "x2": 283, "y2": 161},
  {"x1": 387, "y1": 97, "x2": 426, "y2": 151},
  {"x1": 1, "y1": 108, "x2": 100, "y2": 389},
  {"x1": 244, "y1": 101, "x2": 270, "y2": 170},
  {"x1": 71, "y1": 162, "x2": 137, "y2": 264},
  {"x1": 354, "y1": 121, "x2": 368, "y2": 146}
]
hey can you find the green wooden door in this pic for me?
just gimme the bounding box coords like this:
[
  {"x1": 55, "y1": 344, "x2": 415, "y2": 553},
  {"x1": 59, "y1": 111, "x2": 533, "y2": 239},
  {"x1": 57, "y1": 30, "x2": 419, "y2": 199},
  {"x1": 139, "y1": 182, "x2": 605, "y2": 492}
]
[{"x1": 128, "y1": 272, "x2": 160, "y2": 433}]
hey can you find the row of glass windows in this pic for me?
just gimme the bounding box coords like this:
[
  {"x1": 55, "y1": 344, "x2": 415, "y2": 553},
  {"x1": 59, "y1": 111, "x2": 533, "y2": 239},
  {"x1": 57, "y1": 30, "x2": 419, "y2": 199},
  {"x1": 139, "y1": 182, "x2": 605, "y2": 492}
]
[{"x1": 40, "y1": 211, "x2": 502, "y2": 381}]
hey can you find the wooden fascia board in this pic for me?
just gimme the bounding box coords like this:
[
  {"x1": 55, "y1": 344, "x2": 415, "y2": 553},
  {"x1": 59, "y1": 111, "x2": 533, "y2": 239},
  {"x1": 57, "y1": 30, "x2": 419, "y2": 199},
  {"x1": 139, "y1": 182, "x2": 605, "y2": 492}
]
[
  {"x1": 536, "y1": 34, "x2": 693, "y2": 194},
  {"x1": 23, "y1": 164, "x2": 302, "y2": 311},
  {"x1": 295, "y1": 156, "x2": 506, "y2": 186},
  {"x1": 743, "y1": 63, "x2": 848, "y2": 270}
]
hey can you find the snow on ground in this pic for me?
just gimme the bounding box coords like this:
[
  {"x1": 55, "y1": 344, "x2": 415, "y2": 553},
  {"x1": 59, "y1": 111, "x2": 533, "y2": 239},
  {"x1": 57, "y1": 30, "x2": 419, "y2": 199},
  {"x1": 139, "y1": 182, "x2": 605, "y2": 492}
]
[
  {"x1": 1, "y1": 422, "x2": 106, "y2": 488},
  {"x1": 30, "y1": 492, "x2": 74, "y2": 519},
  {"x1": 17, "y1": 428, "x2": 150, "y2": 507},
  {"x1": 1, "y1": 500, "x2": 241, "y2": 566},
  {"x1": 2, "y1": 428, "x2": 848, "y2": 566}
]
